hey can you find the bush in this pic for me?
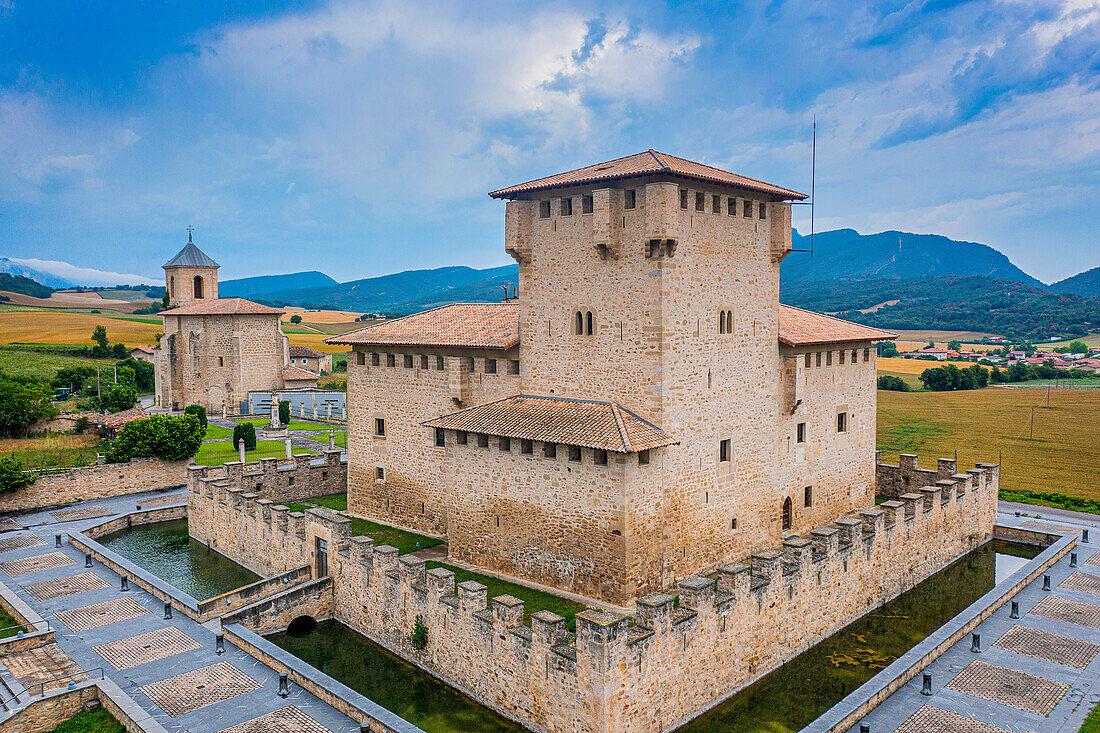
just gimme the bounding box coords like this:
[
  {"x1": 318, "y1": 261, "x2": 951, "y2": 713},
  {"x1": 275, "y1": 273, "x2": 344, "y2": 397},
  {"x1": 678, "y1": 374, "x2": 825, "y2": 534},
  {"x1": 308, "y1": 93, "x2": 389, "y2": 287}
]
[
  {"x1": 409, "y1": 613, "x2": 428, "y2": 650},
  {"x1": 233, "y1": 423, "x2": 257, "y2": 451},
  {"x1": 0, "y1": 376, "x2": 57, "y2": 437},
  {"x1": 319, "y1": 380, "x2": 346, "y2": 391},
  {"x1": 115, "y1": 357, "x2": 154, "y2": 392},
  {"x1": 876, "y1": 375, "x2": 911, "y2": 392},
  {"x1": 72, "y1": 416, "x2": 90, "y2": 435},
  {"x1": 105, "y1": 414, "x2": 204, "y2": 463},
  {"x1": 289, "y1": 314, "x2": 302, "y2": 324},
  {"x1": 278, "y1": 400, "x2": 290, "y2": 425},
  {"x1": 100, "y1": 383, "x2": 137, "y2": 413},
  {"x1": 184, "y1": 404, "x2": 208, "y2": 432},
  {"x1": 111, "y1": 343, "x2": 127, "y2": 359},
  {"x1": 0, "y1": 456, "x2": 35, "y2": 493}
]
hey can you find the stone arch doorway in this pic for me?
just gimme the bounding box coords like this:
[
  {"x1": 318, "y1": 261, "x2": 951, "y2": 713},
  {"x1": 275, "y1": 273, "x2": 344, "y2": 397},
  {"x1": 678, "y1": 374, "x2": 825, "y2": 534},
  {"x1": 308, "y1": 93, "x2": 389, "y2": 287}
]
[
  {"x1": 193, "y1": 275, "x2": 204, "y2": 299},
  {"x1": 782, "y1": 496, "x2": 792, "y2": 533}
]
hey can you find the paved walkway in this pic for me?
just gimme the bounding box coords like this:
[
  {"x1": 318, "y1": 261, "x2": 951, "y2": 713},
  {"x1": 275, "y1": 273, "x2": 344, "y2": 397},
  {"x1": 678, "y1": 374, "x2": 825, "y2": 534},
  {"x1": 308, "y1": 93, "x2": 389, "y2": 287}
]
[
  {"x1": 0, "y1": 489, "x2": 361, "y2": 733},
  {"x1": 851, "y1": 505, "x2": 1100, "y2": 733}
]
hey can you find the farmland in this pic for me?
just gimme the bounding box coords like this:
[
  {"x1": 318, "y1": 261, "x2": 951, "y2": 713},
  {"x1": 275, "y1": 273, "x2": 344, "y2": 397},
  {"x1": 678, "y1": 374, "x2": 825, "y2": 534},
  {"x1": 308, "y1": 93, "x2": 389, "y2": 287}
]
[{"x1": 877, "y1": 387, "x2": 1100, "y2": 500}]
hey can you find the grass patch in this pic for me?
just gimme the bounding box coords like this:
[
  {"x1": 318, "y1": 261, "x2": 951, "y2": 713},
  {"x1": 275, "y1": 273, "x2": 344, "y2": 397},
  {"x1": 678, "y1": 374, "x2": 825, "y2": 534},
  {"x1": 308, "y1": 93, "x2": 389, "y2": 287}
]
[
  {"x1": 0, "y1": 604, "x2": 20, "y2": 638},
  {"x1": 426, "y1": 561, "x2": 589, "y2": 631},
  {"x1": 193, "y1": 440, "x2": 317, "y2": 467},
  {"x1": 50, "y1": 707, "x2": 125, "y2": 733},
  {"x1": 876, "y1": 417, "x2": 945, "y2": 454},
  {"x1": 233, "y1": 418, "x2": 334, "y2": 432},
  {"x1": 0, "y1": 433, "x2": 102, "y2": 469},
  {"x1": 1000, "y1": 489, "x2": 1100, "y2": 515},
  {"x1": 282, "y1": 493, "x2": 440, "y2": 555},
  {"x1": 1081, "y1": 703, "x2": 1100, "y2": 733},
  {"x1": 202, "y1": 424, "x2": 235, "y2": 440},
  {"x1": 877, "y1": 369, "x2": 924, "y2": 391},
  {"x1": 0, "y1": 345, "x2": 115, "y2": 381}
]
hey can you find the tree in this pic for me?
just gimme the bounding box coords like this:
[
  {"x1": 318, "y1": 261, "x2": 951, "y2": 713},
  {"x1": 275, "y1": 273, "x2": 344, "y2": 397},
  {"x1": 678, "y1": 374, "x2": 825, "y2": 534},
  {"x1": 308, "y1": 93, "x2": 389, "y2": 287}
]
[
  {"x1": 111, "y1": 343, "x2": 127, "y2": 359},
  {"x1": 115, "y1": 358, "x2": 154, "y2": 392},
  {"x1": 0, "y1": 456, "x2": 35, "y2": 493},
  {"x1": 53, "y1": 366, "x2": 98, "y2": 393},
  {"x1": 919, "y1": 367, "x2": 953, "y2": 391},
  {"x1": 233, "y1": 423, "x2": 257, "y2": 451},
  {"x1": 927, "y1": 338, "x2": 935, "y2": 349},
  {"x1": 105, "y1": 414, "x2": 203, "y2": 463},
  {"x1": 877, "y1": 375, "x2": 911, "y2": 392},
  {"x1": 278, "y1": 400, "x2": 291, "y2": 425},
  {"x1": 409, "y1": 614, "x2": 428, "y2": 650},
  {"x1": 184, "y1": 404, "x2": 208, "y2": 433},
  {"x1": 100, "y1": 383, "x2": 137, "y2": 412},
  {"x1": 947, "y1": 340, "x2": 962, "y2": 351},
  {"x1": 0, "y1": 376, "x2": 57, "y2": 437},
  {"x1": 1068, "y1": 340, "x2": 1089, "y2": 354},
  {"x1": 289, "y1": 314, "x2": 303, "y2": 324},
  {"x1": 876, "y1": 341, "x2": 898, "y2": 358},
  {"x1": 161, "y1": 293, "x2": 170, "y2": 309},
  {"x1": 91, "y1": 325, "x2": 109, "y2": 351}
]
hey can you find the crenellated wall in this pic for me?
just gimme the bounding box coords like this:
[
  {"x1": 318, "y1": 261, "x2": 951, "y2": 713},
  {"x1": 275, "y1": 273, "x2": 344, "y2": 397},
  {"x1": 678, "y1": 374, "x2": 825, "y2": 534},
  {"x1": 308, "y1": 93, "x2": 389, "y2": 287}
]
[{"x1": 188, "y1": 453, "x2": 997, "y2": 733}]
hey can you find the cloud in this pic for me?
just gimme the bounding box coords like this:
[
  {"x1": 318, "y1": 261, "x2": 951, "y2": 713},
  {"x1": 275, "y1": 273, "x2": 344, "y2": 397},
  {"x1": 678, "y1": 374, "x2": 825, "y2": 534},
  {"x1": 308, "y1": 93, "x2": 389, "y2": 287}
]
[{"x1": 7, "y1": 258, "x2": 158, "y2": 287}]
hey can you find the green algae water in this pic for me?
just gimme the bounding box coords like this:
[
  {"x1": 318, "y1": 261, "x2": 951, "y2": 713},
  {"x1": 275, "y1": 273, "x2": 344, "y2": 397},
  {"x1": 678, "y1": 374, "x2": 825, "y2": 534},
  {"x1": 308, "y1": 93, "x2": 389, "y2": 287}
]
[
  {"x1": 675, "y1": 539, "x2": 1040, "y2": 732},
  {"x1": 97, "y1": 518, "x2": 260, "y2": 601},
  {"x1": 267, "y1": 619, "x2": 526, "y2": 733},
  {"x1": 265, "y1": 541, "x2": 1039, "y2": 733}
]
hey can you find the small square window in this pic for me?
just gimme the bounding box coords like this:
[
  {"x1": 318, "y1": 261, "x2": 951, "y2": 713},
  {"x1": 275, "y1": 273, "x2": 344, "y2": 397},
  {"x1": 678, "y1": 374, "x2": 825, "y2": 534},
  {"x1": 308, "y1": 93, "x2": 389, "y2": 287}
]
[
  {"x1": 478, "y1": 433, "x2": 489, "y2": 448},
  {"x1": 521, "y1": 439, "x2": 533, "y2": 454},
  {"x1": 759, "y1": 201, "x2": 767, "y2": 219},
  {"x1": 544, "y1": 442, "x2": 557, "y2": 458},
  {"x1": 727, "y1": 198, "x2": 737, "y2": 216},
  {"x1": 719, "y1": 439, "x2": 730, "y2": 462},
  {"x1": 375, "y1": 418, "x2": 386, "y2": 437},
  {"x1": 594, "y1": 449, "x2": 608, "y2": 466},
  {"x1": 358, "y1": 352, "x2": 367, "y2": 366},
  {"x1": 582, "y1": 195, "x2": 593, "y2": 214},
  {"x1": 457, "y1": 430, "x2": 468, "y2": 445},
  {"x1": 731, "y1": 517, "x2": 738, "y2": 530},
  {"x1": 421, "y1": 355, "x2": 429, "y2": 369},
  {"x1": 509, "y1": 359, "x2": 520, "y2": 375},
  {"x1": 376, "y1": 466, "x2": 385, "y2": 481},
  {"x1": 437, "y1": 356, "x2": 445, "y2": 370},
  {"x1": 695, "y1": 192, "x2": 705, "y2": 211},
  {"x1": 804, "y1": 486, "x2": 813, "y2": 507},
  {"x1": 404, "y1": 354, "x2": 414, "y2": 368},
  {"x1": 560, "y1": 198, "x2": 572, "y2": 216},
  {"x1": 680, "y1": 189, "x2": 689, "y2": 209},
  {"x1": 435, "y1": 428, "x2": 445, "y2": 447},
  {"x1": 499, "y1": 436, "x2": 511, "y2": 451},
  {"x1": 638, "y1": 449, "x2": 650, "y2": 466},
  {"x1": 797, "y1": 422, "x2": 806, "y2": 443},
  {"x1": 743, "y1": 199, "x2": 752, "y2": 217},
  {"x1": 539, "y1": 200, "x2": 551, "y2": 218},
  {"x1": 288, "y1": 476, "x2": 294, "y2": 486},
  {"x1": 370, "y1": 352, "x2": 379, "y2": 366},
  {"x1": 569, "y1": 446, "x2": 582, "y2": 462},
  {"x1": 712, "y1": 194, "x2": 721, "y2": 213},
  {"x1": 837, "y1": 412, "x2": 848, "y2": 433},
  {"x1": 386, "y1": 353, "x2": 396, "y2": 367},
  {"x1": 485, "y1": 359, "x2": 497, "y2": 374},
  {"x1": 624, "y1": 189, "x2": 636, "y2": 209}
]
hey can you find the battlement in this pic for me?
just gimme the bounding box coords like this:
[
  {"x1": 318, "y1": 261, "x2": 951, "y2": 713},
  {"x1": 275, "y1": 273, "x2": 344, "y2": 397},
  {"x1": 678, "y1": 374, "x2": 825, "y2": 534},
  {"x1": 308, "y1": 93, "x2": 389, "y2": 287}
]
[{"x1": 875, "y1": 452, "x2": 1000, "y2": 501}]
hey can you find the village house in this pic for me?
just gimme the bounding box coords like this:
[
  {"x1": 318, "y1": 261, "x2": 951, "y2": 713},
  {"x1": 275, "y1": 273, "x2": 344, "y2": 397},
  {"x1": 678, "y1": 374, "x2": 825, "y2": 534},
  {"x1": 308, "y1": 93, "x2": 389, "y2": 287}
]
[
  {"x1": 128, "y1": 345, "x2": 155, "y2": 362},
  {"x1": 288, "y1": 345, "x2": 333, "y2": 374},
  {"x1": 329, "y1": 150, "x2": 900, "y2": 605}
]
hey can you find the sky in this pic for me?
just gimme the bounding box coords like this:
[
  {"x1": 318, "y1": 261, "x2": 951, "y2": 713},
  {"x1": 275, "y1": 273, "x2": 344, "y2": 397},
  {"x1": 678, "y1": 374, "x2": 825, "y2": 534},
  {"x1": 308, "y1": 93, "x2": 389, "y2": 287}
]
[{"x1": 1, "y1": 0, "x2": 1098, "y2": 285}]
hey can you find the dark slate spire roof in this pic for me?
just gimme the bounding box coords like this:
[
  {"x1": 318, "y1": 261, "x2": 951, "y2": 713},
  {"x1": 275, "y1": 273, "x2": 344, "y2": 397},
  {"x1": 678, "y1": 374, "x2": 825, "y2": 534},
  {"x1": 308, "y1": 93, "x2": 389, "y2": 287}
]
[{"x1": 163, "y1": 239, "x2": 219, "y2": 269}]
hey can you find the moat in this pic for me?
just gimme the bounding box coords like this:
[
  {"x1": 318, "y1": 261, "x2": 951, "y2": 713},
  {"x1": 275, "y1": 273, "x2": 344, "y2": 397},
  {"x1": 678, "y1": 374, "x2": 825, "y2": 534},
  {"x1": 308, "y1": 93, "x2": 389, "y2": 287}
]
[{"x1": 97, "y1": 518, "x2": 260, "y2": 600}]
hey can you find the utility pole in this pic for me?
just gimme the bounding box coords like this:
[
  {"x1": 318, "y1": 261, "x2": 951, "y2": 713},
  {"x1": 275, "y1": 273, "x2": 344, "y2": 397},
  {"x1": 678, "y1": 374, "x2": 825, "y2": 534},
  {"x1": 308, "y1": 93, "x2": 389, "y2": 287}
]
[
  {"x1": 96, "y1": 367, "x2": 101, "y2": 400},
  {"x1": 1030, "y1": 405, "x2": 1036, "y2": 439}
]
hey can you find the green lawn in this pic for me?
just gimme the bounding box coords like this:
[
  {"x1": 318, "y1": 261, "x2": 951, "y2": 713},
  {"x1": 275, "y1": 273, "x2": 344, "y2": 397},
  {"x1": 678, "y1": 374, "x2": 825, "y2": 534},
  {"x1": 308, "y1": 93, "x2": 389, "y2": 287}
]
[
  {"x1": 203, "y1": 424, "x2": 234, "y2": 440},
  {"x1": 51, "y1": 707, "x2": 125, "y2": 733},
  {"x1": 1081, "y1": 704, "x2": 1100, "y2": 733},
  {"x1": 193, "y1": 440, "x2": 317, "y2": 466},
  {"x1": 283, "y1": 493, "x2": 442, "y2": 555},
  {"x1": 0, "y1": 345, "x2": 114, "y2": 381},
  {"x1": 233, "y1": 418, "x2": 334, "y2": 432},
  {"x1": 333, "y1": 430, "x2": 347, "y2": 448},
  {"x1": 0, "y1": 604, "x2": 21, "y2": 638}
]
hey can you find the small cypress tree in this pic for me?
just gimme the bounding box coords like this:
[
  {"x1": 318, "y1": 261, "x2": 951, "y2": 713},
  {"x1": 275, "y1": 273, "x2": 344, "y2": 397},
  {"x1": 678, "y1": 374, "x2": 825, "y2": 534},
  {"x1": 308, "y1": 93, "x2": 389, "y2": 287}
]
[
  {"x1": 278, "y1": 400, "x2": 291, "y2": 425},
  {"x1": 233, "y1": 423, "x2": 257, "y2": 451},
  {"x1": 184, "y1": 404, "x2": 208, "y2": 432},
  {"x1": 409, "y1": 614, "x2": 428, "y2": 650}
]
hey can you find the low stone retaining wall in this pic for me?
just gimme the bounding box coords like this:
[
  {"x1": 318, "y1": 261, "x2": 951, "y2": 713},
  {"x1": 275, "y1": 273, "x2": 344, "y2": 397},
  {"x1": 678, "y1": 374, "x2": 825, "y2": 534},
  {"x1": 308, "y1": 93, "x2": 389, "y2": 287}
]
[
  {"x1": 0, "y1": 678, "x2": 169, "y2": 733},
  {"x1": 223, "y1": 623, "x2": 424, "y2": 733},
  {"x1": 802, "y1": 527, "x2": 1077, "y2": 733},
  {"x1": 0, "y1": 458, "x2": 188, "y2": 514}
]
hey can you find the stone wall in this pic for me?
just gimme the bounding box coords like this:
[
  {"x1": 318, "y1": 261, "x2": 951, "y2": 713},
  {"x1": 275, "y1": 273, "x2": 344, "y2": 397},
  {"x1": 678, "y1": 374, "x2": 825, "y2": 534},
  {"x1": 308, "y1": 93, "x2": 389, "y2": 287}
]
[
  {"x1": 189, "y1": 453, "x2": 998, "y2": 733},
  {"x1": 222, "y1": 577, "x2": 334, "y2": 634},
  {"x1": 0, "y1": 458, "x2": 187, "y2": 514},
  {"x1": 876, "y1": 452, "x2": 962, "y2": 500}
]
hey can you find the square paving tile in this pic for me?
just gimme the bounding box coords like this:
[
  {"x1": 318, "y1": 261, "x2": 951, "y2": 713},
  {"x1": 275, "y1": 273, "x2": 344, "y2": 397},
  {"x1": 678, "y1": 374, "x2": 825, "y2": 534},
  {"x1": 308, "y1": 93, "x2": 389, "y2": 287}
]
[
  {"x1": 217, "y1": 706, "x2": 331, "y2": 733},
  {"x1": 945, "y1": 660, "x2": 1069, "y2": 715},
  {"x1": 992, "y1": 624, "x2": 1100, "y2": 669},
  {"x1": 136, "y1": 495, "x2": 185, "y2": 509},
  {"x1": 49, "y1": 505, "x2": 114, "y2": 522},
  {"x1": 4, "y1": 643, "x2": 88, "y2": 693},
  {"x1": 0, "y1": 517, "x2": 23, "y2": 532},
  {"x1": 1030, "y1": 595, "x2": 1100, "y2": 629},
  {"x1": 140, "y1": 662, "x2": 260, "y2": 717},
  {"x1": 21, "y1": 572, "x2": 109, "y2": 601},
  {"x1": 1061, "y1": 571, "x2": 1100, "y2": 595},
  {"x1": 0, "y1": 552, "x2": 75, "y2": 576},
  {"x1": 0, "y1": 534, "x2": 46, "y2": 553},
  {"x1": 94, "y1": 626, "x2": 202, "y2": 670},
  {"x1": 55, "y1": 597, "x2": 150, "y2": 632},
  {"x1": 893, "y1": 705, "x2": 1012, "y2": 733},
  {"x1": 1085, "y1": 551, "x2": 1100, "y2": 567}
]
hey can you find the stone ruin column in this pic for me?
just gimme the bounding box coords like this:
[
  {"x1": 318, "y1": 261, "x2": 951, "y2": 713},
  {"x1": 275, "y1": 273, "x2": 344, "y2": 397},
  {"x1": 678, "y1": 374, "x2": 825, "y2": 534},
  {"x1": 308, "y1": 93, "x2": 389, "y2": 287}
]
[{"x1": 285, "y1": 438, "x2": 292, "y2": 459}]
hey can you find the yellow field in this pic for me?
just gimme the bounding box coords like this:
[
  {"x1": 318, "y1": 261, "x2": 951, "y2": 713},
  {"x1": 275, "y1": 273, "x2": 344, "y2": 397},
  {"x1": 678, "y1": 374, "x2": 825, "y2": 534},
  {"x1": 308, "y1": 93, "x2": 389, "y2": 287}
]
[
  {"x1": 877, "y1": 388, "x2": 1100, "y2": 500},
  {"x1": 0, "y1": 311, "x2": 161, "y2": 346},
  {"x1": 286, "y1": 331, "x2": 350, "y2": 354},
  {"x1": 877, "y1": 357, "x2": 978, "y2": 374},
  {"x1": 281, "y1": 308, "x2": 364, "y2": 323}
]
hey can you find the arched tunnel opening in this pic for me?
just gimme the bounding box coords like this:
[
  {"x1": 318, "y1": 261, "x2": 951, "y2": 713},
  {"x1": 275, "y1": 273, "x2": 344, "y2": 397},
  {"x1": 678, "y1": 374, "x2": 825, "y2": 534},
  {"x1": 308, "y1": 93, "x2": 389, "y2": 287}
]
[{"x1": 287, "y1": 615, "x2": 317, "y2": 636}]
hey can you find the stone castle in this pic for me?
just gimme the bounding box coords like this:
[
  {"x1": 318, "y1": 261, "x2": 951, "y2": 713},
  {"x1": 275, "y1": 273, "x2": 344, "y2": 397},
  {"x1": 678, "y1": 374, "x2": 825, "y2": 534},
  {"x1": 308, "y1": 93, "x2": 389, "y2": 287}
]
[
  {"x1": 153, "y1": 234, "x2": 319, "y2": 413},
  {"x1": 328, "y1": 150, "x2": 904, "y2": 605}
]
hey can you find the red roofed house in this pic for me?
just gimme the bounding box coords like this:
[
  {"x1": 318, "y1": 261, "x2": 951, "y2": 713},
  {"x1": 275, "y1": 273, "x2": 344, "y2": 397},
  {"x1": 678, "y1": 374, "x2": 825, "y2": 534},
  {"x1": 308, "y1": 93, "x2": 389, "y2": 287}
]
[
  {"x1": 328, "y1": 150, "x2": 919, "y2": 607},
  {"x1": 153, "y1": 233, "x2": 317, "y2": 413}
]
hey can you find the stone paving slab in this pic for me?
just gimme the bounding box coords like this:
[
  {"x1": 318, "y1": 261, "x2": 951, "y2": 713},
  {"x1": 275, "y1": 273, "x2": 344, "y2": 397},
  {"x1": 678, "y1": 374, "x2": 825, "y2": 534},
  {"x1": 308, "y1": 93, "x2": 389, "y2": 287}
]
[
  {"x1": 216, "y1": 706, "x2": 332, "y2": 733},
  {"x1": 992, "y1": 624, "x2": 1100, "y2": 669},
  {"x1": 49, "y1": 505, "x2": 114, "y2": 522},
  {"x1": 946, "y1": 660, "x2": 1069, "y2": 716},
  {"x1": 0, "y1": 534, "x2": 46, "y2": 553},
  {"x1": 135, "y1": 495, "x2": 187, "y2": 509},
  {"x1": 1062, "y1": 571, "x2": 1100, "y2": 595},
  {"x1": 140, "y1": 661, "x2": 261, "y2": 717},
  {"x1": 1085, "y1": 551, "x2": 1100, "y2": 567},
  {"x1": 3, "y1": 642, "x2": 89, "y2": 693},
  {"x1": 94, "y1": 625, "x2": 202, "y2": 670},
  {"x1": 0, "y1": 551, "x2": 75, "y2": 576},
  {"x1": 893, "y1": 705, "x2": 1014, "y2": 733},
  {"x1": 22, "y1": 572, "x2": 109, "y2": 601},
  {"x1": 55, "y1": 596, "x2": 151, "y2": 632},
  {"x1": 1029, "y1": 595, "x2": 1100, "y2": 629},
  {"x1": 0, "y1": 517, "x2": 22, "y2": 532}
]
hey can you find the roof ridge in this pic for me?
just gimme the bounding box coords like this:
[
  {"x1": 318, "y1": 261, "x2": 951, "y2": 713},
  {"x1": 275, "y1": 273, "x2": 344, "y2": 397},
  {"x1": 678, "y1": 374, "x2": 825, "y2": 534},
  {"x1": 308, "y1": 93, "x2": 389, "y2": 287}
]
[
  {"x1": 648, "y1": 149, "x2": 671, "y2": 172},
  {"x1": 608, "y1": 403, "x2": 633, "y2": 453}
]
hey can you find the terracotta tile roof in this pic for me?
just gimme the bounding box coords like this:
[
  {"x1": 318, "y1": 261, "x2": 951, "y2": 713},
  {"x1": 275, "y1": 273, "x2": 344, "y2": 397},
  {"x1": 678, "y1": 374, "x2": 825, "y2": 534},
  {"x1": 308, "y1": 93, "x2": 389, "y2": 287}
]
[
  {"x1": 282, "y1": 366, "x2": 320, "y2": 382},
  {"x1": 103, "y1": 407, "x2": 148, "y2": 429},
  {"x1": 130, "y1": 345, "x2": 154, "y2": 354},
  {"x1": 778, "y1": 305, "x2": 897, "y2": 347},
  {"x1": 489, "y1": 150, "x2": 807, "y2": 200},
  {"x1": 163, "y1": 298, "x2": 283, "y2": 316},
  {"x1": 327, "y1": 303, "x2": 520, "y2": 350},
  {"x1": 289, "y1": 346, "x2": 324, "y2": 358},
  {"x1": 422, "y1": 395, "x2": 678, "y2": 453}
]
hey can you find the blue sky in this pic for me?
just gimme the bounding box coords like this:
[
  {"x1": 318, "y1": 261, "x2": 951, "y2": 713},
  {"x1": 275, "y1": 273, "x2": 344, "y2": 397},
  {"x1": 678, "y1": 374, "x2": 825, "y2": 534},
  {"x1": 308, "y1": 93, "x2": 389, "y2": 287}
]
[{"x1": 1, "y1": 0, "x2": 1098, "y2": 285}]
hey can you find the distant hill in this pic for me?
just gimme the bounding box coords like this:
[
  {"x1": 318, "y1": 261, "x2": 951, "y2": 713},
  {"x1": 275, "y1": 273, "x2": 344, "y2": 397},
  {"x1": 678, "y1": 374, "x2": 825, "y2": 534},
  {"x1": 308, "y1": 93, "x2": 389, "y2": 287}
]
[
  {"x1": 0, "y1": 257, "x2": 73, "y2": 288},
  {"x1": 781, "y1": 229, "x2": 1044, "y2": 288},
  {"x1": 1050, "y1": 265, "x2": 1100, "y2": 298},
  {"x1": 220, "y1": 271, "x2": 338, "y2": 299},
  {"x1": 0, "y1": 272, "x2": 53, "y2": 299}
]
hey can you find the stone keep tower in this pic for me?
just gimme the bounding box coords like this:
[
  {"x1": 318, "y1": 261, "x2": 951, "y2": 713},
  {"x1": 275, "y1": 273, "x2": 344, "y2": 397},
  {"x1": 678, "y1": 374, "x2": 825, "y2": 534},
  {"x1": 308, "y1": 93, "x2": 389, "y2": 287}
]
[{"x1": 163, "y1": 230, "x2": 219, "y2": 307}]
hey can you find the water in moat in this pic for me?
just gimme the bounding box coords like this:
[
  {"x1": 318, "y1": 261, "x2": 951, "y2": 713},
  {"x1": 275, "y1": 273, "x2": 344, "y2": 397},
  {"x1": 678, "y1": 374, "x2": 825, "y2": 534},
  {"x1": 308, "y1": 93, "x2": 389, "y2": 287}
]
[
  {"x1": 97, "y1": 518, "x2": 260, "y2": 601},
  {"x1": 265, "y1": 540, "x2": 1039, "y2": 733}
]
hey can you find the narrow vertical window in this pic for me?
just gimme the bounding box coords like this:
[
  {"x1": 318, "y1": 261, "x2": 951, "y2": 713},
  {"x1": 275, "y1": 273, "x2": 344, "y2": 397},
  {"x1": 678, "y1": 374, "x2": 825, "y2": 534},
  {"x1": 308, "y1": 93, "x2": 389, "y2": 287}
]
[
  {"x1": 695, "y1": 192, "x2": 705, "y2": 211},
  {"x1": 375, "y1": 418, "x2": 386, "y2": 437},
  {"x1": 576, "y1": 311, "x2": 584, "y2": 335},
  {"x1": 582, "y1": 195, "x2": 593, "y2": 214},
  {"x1": 797, "y1": 422, "x2": 806, "y2": 443},
  {"x1": 435, "y1": 428, "x2": 445, "y2": 447},
  {"x1": 510, "y1": 360, "x2": 520, "y2": 375},
  {"x1": 357, "y1": 352, "x2": 366, "y2": 366},
  {"x1": 727, "y1": 198, "x2": 736, "y2": 216},
  {"x1": 680, "y1": 190, "x2": 689, "y2": 209},
  {"x1": 743, "y1": 199, "x2": 752, "y2": 217},
  {"x1": 586, "y1": 311, "x2": 594, "y2": 335},
  {"x1": 782, "y1": 497, "x2": 792, "y2": 532},
  {"x1": 370, "y1": 352, "x2": 379, "y2": 366},
  {"x1": 624, "y1": 189, "x2": 636, "y2": 209},
  {"x1": 421, "y1": 355, "x2": 429, "y2": 369},
  {"x1": 804, "y1": 353, "x2": 811, "y2": 368},
  {"x1": 837, "y1": 412, "x2": 848, "y2": 433},
  {"x1": 437, "y1": 356, "x2": 445, "y2": 370},
  {"x1": 539, "y1": 200, "x2": 551, "y2": 218},
  {"x1": 759, "y1": 201, "x2": 767, "y2": 219},
  {"x1": 804, "y1": 486, "x2": 813, "y2": 507},
  {"x1": 561, "y1": 198, "x2": 572, "y2": 216},
  {"x1": 719, "y1": 439, "x2": 730, "y2": 462},
  {"x1": 712, "y1": 194, "x2": 721, "y2": 213}
]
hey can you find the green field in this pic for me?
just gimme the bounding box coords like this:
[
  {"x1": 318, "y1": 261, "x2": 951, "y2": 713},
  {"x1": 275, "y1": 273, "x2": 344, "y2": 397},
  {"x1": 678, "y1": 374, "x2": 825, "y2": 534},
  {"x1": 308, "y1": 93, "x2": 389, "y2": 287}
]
[
  {"x1": 193, "y1": 440, "x2": 317, "y2": 466},
  {"x1": 202, "y1": 424, "x2": 235, "y2": 440},
  {"x1": 1, "y1": 434, "x2": 103, "y2": 470},
  {"x1": 233, "y1": 418, "x2": 335, "y2": 432},
  {"x1": 0, "y1": 345, "x2": 115, "y2": 381}
]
